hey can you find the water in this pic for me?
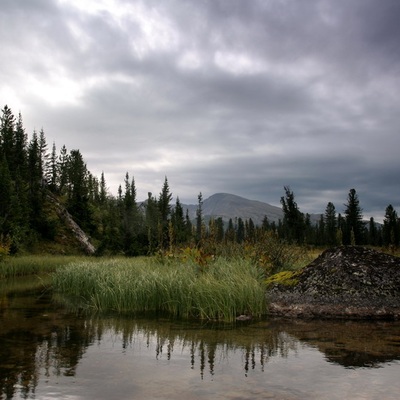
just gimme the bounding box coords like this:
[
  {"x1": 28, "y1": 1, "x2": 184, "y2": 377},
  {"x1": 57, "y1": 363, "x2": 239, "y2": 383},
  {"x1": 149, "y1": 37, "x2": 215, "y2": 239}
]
[{"x1": 1, "y1": 276, "x2": 400, "y2": 400}]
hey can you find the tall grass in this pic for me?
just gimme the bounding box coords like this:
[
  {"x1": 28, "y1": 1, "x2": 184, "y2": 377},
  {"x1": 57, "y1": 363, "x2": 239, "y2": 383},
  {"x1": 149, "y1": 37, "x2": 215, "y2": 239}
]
[
  {"x1": 0, "y1": 255, "x2": 85, "y2": 278},
  {"x1": 53, "y1": 257, "x2": 267, "y2": 321}
]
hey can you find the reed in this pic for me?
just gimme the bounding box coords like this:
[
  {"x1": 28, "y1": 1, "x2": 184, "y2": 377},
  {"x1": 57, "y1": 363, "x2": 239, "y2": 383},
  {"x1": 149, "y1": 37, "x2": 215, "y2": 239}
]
[
  {"x1": 0, "y1": 255, "x2": 85, "y2": 278},
  {"x1": 53, "y1": 257, "x2": 267, "y2": 321}
]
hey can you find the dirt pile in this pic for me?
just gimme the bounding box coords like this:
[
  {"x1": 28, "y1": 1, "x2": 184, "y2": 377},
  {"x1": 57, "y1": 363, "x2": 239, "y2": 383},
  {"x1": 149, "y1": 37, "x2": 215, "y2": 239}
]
[{"x1": 268, "y1": 246, "x2": 400, "y2": 319}]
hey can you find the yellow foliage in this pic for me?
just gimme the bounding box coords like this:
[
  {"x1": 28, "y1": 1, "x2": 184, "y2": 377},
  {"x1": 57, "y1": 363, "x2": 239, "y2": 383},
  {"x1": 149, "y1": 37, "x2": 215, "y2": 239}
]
[{"x1": 265, "y1": 270, "x2": 301, "y2": 288}]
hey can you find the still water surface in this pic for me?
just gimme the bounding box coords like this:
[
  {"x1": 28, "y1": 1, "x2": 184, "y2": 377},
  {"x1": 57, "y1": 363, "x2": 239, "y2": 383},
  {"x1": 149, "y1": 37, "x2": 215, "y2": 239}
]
[{"x1": 1, "y1": 276, "x2": 400, "y2": 399}]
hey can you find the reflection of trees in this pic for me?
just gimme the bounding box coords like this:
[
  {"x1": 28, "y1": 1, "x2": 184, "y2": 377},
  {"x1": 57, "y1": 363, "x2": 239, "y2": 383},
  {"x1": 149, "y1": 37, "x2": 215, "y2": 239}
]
[
  {"x1": 84, "y1": 317, "x2": 300, "y2": 379},
  {"x1": 0, "y1": 280, "x2": 94, "y2": 399},
  {"x1": 2, "y1": 281, "x2": 400, "y2": 398},
  {"x1": 271, "y1": 319, "x2": 400, "y2": 368}
]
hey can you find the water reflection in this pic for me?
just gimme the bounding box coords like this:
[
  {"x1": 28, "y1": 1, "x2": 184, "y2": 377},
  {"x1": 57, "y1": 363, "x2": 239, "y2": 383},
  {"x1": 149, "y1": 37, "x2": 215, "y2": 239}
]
[{"x1": 1, "y1": 278, "x2": 400, "y2": 399}]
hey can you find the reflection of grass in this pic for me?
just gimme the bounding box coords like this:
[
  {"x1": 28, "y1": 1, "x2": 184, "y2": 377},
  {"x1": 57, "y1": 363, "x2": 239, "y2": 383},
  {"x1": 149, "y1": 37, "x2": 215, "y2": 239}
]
[
  {"x1": 0, "y1": 255, "x2": 90, "y2": 279},
  {"x1": 0, "y1": 274, "x2": 53, "y2": 295},
  {"x1": 53, "y1": 257, "x2": 267, "y2": 322}
]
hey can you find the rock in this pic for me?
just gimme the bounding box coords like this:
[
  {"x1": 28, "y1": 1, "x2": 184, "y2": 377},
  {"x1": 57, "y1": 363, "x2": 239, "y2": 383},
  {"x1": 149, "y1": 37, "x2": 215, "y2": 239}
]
[
  {"x1": 236, "y1": 314, "x2": 252, "y2": 321},
  {"x1": 267, "y1": 246, "x2": 400, "y2": 319}
]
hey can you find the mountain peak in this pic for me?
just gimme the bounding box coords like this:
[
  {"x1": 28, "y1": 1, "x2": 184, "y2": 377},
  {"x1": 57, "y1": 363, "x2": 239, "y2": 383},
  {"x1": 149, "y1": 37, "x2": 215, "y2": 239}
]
[{"x1": 183, "y1": 193, "x2": 283, "y2": 225}]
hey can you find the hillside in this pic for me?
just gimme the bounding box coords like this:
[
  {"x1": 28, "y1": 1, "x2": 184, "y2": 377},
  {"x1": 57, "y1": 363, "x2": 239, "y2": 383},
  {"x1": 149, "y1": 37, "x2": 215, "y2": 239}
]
[{"x1": 182, "y1": 193, "x2": 284, "y2": 226}]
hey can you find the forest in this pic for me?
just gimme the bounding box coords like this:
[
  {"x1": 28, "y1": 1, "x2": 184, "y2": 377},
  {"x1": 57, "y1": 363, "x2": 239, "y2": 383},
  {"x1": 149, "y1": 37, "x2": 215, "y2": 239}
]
[{"x1": 1, "y1": 105, "x2": 399, "y2": 258}]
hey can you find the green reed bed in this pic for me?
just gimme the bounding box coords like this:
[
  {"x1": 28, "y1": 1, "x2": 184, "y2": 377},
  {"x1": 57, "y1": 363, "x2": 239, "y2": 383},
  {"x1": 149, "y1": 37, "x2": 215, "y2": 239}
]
[
  {"x1": 0, "y1": 255, "x2": 85, "y2": 279},
  {"x1": 53, "y1": 257, "x2": 267, "y2": 321}
]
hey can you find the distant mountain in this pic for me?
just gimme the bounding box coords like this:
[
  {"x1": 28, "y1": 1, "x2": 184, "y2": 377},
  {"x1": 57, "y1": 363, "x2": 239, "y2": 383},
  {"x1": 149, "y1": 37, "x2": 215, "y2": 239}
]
[{"x1": 182, "y1": 193, "x2": 284, "y2": 226}]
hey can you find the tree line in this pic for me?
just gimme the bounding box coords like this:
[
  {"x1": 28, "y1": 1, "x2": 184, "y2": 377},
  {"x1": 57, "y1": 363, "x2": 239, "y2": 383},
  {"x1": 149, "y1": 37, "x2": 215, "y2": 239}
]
[{"x1": 1, "y1": 105, "x2": 399, "y2": 256}]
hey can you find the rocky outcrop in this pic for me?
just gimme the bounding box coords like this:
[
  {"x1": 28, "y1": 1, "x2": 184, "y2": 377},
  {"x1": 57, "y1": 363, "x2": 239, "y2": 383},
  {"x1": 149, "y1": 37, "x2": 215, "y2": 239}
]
[
  {"x1": 46, "y1": 192, "x2": 96, "y2": 255},
  {"x1": 268, "y1": 246, "x2": 400, "y2": 319}
]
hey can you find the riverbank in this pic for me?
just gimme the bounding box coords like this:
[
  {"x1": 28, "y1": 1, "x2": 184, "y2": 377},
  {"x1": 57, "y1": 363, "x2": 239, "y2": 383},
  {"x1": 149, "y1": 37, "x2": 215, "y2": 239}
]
[{"x1": 267, "y1": 246, "x2": 400, "y2": 319}]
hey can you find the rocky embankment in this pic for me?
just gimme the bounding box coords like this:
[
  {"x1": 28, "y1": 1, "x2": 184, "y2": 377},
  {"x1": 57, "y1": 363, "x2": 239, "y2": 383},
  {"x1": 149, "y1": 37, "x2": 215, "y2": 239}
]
[{"x1": 268, "y1": 246, "x2": 400, "y2": 319}]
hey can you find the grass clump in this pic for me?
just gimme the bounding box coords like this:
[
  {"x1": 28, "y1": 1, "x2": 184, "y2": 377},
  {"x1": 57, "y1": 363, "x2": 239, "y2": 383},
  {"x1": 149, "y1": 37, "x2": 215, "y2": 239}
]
[
  {"x1": 53, "y1": 257, "x2": 267, "y2": 322},
  {"x1": 0, "y1": 255, "x2": 87, "y2": 279}
]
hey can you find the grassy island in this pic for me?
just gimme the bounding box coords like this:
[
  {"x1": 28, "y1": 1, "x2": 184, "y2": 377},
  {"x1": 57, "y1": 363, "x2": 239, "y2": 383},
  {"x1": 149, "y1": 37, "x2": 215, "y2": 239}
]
[{"x1": 53, "y1": 257, "x2": 267, "y2": 322}]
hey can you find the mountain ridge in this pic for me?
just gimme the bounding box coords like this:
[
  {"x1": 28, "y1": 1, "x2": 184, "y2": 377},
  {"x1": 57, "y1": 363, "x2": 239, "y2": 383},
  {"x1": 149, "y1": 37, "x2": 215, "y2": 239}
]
[
  {"x1": 181, "y1": 193, "x2": 284, "y2": 226},
  {"x1": 140, "y1": 192, "x2": 322, "y2": 226}
]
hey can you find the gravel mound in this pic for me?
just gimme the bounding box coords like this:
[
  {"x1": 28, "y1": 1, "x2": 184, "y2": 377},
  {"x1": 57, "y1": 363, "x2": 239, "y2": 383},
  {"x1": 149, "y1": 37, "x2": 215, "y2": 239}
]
[{"x1": 268, "y1": 246, "x2": 400, "y2": 319}]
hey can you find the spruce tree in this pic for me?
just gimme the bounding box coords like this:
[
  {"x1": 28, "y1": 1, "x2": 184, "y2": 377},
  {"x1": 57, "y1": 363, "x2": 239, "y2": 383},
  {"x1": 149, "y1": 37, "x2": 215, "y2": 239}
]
[
  {"x1": 27, "y1": 130, "x2": 44, "y2": 232},
  {"x1": 0, "y1": 105, "x2": 15, "y2": 165},
  {"x1": 236, "y1": 217, "x2": 245, "y2": 243},
  {"x1": 121, "y1": 172, "x2": 143, "y2": 255},
  {"x1": 383, "y1": 204, "x2": 399, "y2": 247},
  {"x1": 66, "y1": 149, "x2": 92, "y2": 231},
  {"x1": 14, "y1": 112, "x2": 28, "y2": 180},
  {"x1": 0, "y1": 155, "x2": 13, "y2": 235},
  {"x1": 225, "y1": 218, "x2": 235, "y2": 242},
  {"x1": 247, "y1": 218, "x2": 255, "y2": 243},
  {"x1": 39, "y1": 128, "x2": 48, "y2": 183},
  {"x1": 215, "y1": 217, "x2": 224, "y2": 242},
  {"x1": 324, "y1": 202, "x2": 337, "y2": 246},
  {"x1": 368, "y1": 217, "x2": 380, "y2": 246},
  {"x1": 47, "y1": 142, "x2": 58, "y2": 192},
  {"x1": 280, "y1": 186, "x2": 305, "y2": 243},
  {"x1": 171, "y1": 197, "x2": 187, "y2": 245},
  {"x1": 99, "y1": 172, "x2": 107, "y2": 205},
  {"x1": 343, "y1": 188, "x2": 364, "y2": 245},
  {"x1": 158, "y1": 177, "x2": 172, "y2": 249},
  {"x1": 196, "y1": 192, "x2": 203, "y2": 244},
  {"x1": 146, "y1": 192, "x2": 160, "y2": 253},
  {"x1": 57, "y1": 145, "x2": 69, "y2": 194}
]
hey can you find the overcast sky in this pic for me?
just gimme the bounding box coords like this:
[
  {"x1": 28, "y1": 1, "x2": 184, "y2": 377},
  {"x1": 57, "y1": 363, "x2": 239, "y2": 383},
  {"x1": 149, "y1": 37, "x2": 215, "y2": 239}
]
[{"x1": 1, "y1": 0, "x2": 399, "y2": 222}]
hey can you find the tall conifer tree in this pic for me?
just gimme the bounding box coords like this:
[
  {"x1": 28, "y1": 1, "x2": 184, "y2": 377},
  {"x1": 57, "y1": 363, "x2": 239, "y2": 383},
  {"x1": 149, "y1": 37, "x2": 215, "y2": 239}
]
[{"x1": 344, "y1": 188, "x2": 364, "y2": 245}]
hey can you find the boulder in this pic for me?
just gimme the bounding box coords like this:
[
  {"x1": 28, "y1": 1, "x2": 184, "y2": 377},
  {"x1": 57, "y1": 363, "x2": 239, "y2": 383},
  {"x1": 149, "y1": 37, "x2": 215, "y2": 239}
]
[{"x1": 268, "y1": 246, "x2": 400, "y2": 319}]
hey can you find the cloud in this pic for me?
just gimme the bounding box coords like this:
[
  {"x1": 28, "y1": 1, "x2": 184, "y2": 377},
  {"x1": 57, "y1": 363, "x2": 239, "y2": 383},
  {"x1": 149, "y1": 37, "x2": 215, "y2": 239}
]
[{"x1": 1, "y1": 0, "x2": 399, "y2": 222}]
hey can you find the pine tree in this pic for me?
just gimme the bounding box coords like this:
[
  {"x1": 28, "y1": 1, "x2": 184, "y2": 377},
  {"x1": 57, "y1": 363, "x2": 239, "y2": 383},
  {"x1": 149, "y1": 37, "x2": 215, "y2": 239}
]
[
  {"x1": 158, "y1": 177, "x2": 172, "y2": 249},
  {"x1": 324, "y1": 202, "x2": 337, "y2": 246},
  {"x1": 383, "y1": 204, "x2": 399, "y2": 247},
  {"x1": 316, "y1": 214, "x2": 325, "y2": 246},
  {"x1": 368, "y1": 217, "x2": 380, "y2": 246},
  {"x1": 343, "y1": 188, "x2": 364, "y2": 245},
  {"x1": 47, "y1": 142, "x2": 58, "y2": 192},
  {"x1": 120, "y1": 172, "x2": 143, "y2": 255},
  {"x1": 185, "y1": 209, "x2": 192, "y2": 242},
  {"x1": 27, "y1": 130, "x2": 44, "y2": 232},
  {"x1": 215, "y1": 217, "x2": 224, "y2": 243},
  {"x1": 0, "y1": 155, "x2": 13, "y2": 235},
  {"x1": 261, "y1": 215, "x2": 270, "y2": 231},
  {"x1": 225, "y1": 218, "x2": 235, "y2": 242},
  {"x1": 246, "y1": 218, "x2": 255, "y2": 243},
  {"x1": 0, "y1": 105, "x2": 19, "y2": 212},
  {"x1": 57, "y1": 145, "x2": 69, "y2": 194},
  {"x1": 146, "y1": 192, "x2": 160, "y2": 253},
  {"x1": 236, "y1": 217, "x2": 245, "y2": 243},
  {"x1": 99, "y1": 172, "x2": 107, "y2": 205},
  {"x1": 280, "y1": 186, "x2": 305, "y2": 243},
  {"x1": 0, "y1": 106, "x2": 16, "y2": 164},
  {"x1": 196, "y1": 192, "x2": 203, "y2": 244},
  {"x1": 39, "y1": 128, "x2": 48, "y2": 185},
  {"x1": 66, "y1": 149, "x2": 92, "y2": 231},
  {"x1": 13, "y1": 112, "x2": 28, "y2": 180},
  {"x1": 171, "y1": 197, "x2": 187, "y2": 245}
]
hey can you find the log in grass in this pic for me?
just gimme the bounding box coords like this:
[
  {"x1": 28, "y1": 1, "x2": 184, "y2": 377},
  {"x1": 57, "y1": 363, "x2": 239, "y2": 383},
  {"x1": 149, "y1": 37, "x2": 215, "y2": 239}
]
[{"x1": 53, "y1": 257, "x2": 267, "y2": 321}]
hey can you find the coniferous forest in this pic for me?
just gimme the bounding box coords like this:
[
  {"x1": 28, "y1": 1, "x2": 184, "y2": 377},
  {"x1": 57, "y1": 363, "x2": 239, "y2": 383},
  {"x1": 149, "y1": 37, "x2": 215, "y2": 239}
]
[{"x1": 1, "y1": 105, "x2": 399, "y2": 257}]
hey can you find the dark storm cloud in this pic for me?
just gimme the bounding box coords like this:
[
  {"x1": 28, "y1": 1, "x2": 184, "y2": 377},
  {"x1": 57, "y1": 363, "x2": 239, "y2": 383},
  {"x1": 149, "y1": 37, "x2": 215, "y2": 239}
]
[{"x1": 1, "y1": 0, "x2": 399, "y2": 221}]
